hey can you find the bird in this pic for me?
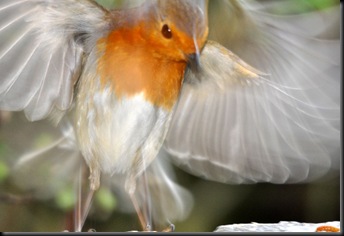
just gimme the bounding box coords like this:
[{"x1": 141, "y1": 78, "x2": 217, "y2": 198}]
[{"x1": 0, "y1": 0, "x2": 340, "y2": 232}]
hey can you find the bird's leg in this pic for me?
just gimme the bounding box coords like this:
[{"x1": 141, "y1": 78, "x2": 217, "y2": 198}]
[
  {"x1": 75, "y1": 187, "x2": 95, "y2": 232},
  {"x1": 74, "y1": 161, "x2": 96, "y2": 232},
  {"x1": 125, "y1": 174, "x2": 151, "y2": 231},
  {"x1": 125, "y1": 164, "x2": 176, "y2": 232},
  {"x1": 89, "y1": 164, "x2": 101, "y2": 191}
]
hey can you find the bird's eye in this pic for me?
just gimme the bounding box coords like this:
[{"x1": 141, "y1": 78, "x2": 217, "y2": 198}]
[{"x1": 161, "y1": 24, "x2": 172, "y2": 39}]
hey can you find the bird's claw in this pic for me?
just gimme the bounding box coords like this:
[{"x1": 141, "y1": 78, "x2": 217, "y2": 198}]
[{"x1": 162, "y1": 224, "x2": 175, "y2": 232}]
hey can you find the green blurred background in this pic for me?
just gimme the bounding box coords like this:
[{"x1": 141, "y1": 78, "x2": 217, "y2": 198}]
[{"x1": 0, "y1": 0, "x2": 340, "y2": 232}]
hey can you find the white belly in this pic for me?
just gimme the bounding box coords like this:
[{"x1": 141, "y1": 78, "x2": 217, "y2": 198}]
[{"x1": 75, "y1": 85, "x2": 171, "y2": 178}]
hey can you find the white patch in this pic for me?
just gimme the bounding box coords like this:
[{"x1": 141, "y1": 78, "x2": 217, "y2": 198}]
[{"x1": 75, "y1": 69, "x2": 172, "y2": 179}]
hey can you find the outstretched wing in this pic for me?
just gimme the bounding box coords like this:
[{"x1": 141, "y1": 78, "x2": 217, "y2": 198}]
[
  {"x1": 0, "y1": 0, "x2": 109, "y2": 121},
  {"x1": 165, "y1": 0, "x2": 340, "y2": 184}
]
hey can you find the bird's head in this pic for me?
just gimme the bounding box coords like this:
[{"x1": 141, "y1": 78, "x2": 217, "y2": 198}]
[{"x1": 138, "y1": 0, "x2": 209, "y2": 63}]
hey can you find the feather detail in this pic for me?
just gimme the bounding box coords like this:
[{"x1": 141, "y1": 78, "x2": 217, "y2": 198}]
[
  {"x1": 0, "y1": 0, "x2": 109, "y2": 121},
  {"x1": 165, "y1": 1, "x2": 340, "y2": 184}
]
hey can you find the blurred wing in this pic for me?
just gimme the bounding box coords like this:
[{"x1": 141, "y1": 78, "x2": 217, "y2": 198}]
[
  {"x1": 0, "y1": 112, "x2": 82, "y2": 199},
  {"x1": 0, "y1": 0, "x2": 109, "y2": 121},
  {"x1": 165, "y1": 1, "x2": 340, "y2": 184},
  {"x1": 138, "y1": 149, "x2": 193, "y2": 226},
  {"x1": 105, "y1": 149, "x2": 193, "y2": 228}
]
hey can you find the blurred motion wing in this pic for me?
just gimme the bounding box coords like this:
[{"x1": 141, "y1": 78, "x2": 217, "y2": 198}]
[
  {"x1": 0, "y1": 113, "x2": 82, "y2": 199},
  {"x1": 138, "y1": 150, "x2": 193, "y2": 226},
  {"x1": 0, "y1": 0, "x2": 109, "y2": 121},
  {"x1": 165, "y1": 0, "x2": 340, "y2": 184},
  {"x1": 106, "y1": 149, "x2": 193, "y2": 228}
]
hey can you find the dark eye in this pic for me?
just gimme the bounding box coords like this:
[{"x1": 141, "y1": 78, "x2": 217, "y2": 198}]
[{"x1": 161, "y1": 24, "x2": 172, "y2": 39}]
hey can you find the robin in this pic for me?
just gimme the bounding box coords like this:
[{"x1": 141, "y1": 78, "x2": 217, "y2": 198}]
[{"x1": 0, "y1": 0, "x2": 340, "y2": 232}]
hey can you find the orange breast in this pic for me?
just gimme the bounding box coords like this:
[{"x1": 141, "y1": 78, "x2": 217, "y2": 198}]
[{"x1": 97, "y1": 26, "x2": 187, "y2": 110}]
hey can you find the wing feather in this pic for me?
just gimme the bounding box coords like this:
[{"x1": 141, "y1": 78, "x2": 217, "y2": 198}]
[
  {"x1": 0, "y1": 0, "x2": 109, "y2": 121},
  {"x1": 165, "y1": 1, "x2": 340, "y2": 184}
]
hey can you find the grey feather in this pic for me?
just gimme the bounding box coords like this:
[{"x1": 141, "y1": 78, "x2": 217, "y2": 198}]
[
  {"x1": 165, "y1": 0, "x2": 340, "y2": 184},
  {"x1": 0, "y1": 0, "x2": 109, "y2": 121}
]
